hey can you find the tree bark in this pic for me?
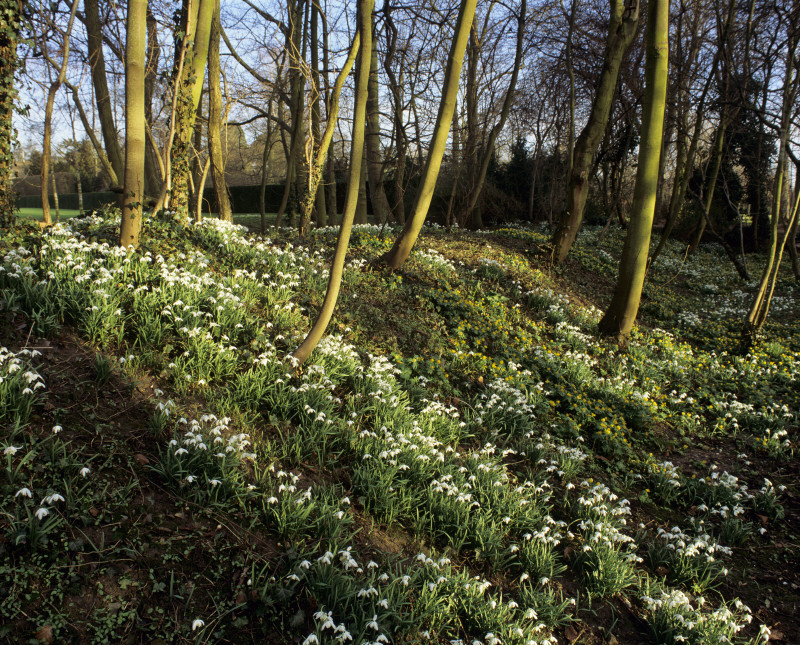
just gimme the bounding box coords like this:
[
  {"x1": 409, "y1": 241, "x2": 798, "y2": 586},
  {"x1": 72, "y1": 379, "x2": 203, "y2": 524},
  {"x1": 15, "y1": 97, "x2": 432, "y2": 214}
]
[
  {"x1": 310, "y1": 1, "x2": 327, "y2": 226},
  {"x1": 551, "y1": 0, "x2": 639, "y2": 264},
  {"x1": 208, "y1": 0, "x2": 233, "y2": 222},
  {"x1": 275, "y1": 0, "x2": 305, "y2": 229},
  {"x1": 0, "y1": 0, "x2": 21, "y2": 227},
  {"x1": 365, "y1": 15, "x2": 391, "y2": 224},
  {"x1": 461, "y1": 0, "x2": 526, "y2": 227},
  {"x1": 41, "y1": 0, "x2": 80, "y2": 226},
  {"x1": 119, "y1": 0, "x2": 147, "y2": 249},
  {"x1": 144, "y1": 6, "x2": 162, "y2": 199},
  {"x1": 292, "y1": 0, "x2": 373, "y2": 366},
  {"x1": 85, "y1": 0, "x2": 124, "y2": 190},
  {"x1": 169, "y1": 0, "x2": 215, "y2": 219},
  {"x1": 298, "y1": 29, "x2": 360, "y2": 236},
  {"x1": 377, "y1": 0, "x2": 479, "y2": 269},
  {"x1": 599, "y1": 0, "x2": 669, "y2": 340}
]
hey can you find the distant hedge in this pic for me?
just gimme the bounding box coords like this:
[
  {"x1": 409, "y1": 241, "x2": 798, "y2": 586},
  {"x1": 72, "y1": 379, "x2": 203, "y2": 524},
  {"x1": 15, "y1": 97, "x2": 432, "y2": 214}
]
[
  {"x1": 17, "y1": 191, "x2": 119, "y2": 211},
  {"x1": 16, "y1": 181, "x2": 450, "y2": 221}
]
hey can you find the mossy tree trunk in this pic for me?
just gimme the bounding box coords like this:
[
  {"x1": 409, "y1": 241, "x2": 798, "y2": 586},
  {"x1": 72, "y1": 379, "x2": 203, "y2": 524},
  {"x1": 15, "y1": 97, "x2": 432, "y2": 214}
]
[
  {"x1": 0, "y1": 0, "x2": 21, "y2": 228},
  {"x1": 119, "y1": 0, "x2": 147, "y2": 249},
  {"x1": 169, "y1": 0, "x2": 215, "y2": 219},
  {"x1": 598, "y1": 0, "x2": 669, "y2": 341},
  {"x1": 310, "y1": 1, "x2": 327, "y2": 227},
  {"x1": 551, "y1": 0, "x2": 639, "y2": 264},
  {"x1": 208, "y1": 0, "x2": 232, "y2": 222},
  {"x1": 292, "y1": 0, "x2": 373, "y2": 366},
  {"x1": 377, "y1": 0, "x2": 479, "y2": 270}
]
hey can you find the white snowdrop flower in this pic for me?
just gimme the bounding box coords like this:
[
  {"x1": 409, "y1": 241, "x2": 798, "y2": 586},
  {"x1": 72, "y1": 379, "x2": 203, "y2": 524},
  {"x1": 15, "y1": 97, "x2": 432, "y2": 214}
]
[
  {"x1": 52, "y1": 425, "x2": 63, "y2": 434},
  {"x1": 208, "y1": 479, "x2": 222, "y2": 487},
  {"x1": 378, "y1": 598, "x2": 389, "y2": 609},
  {"x1": 79, "y1": 467, "x2": 91, "y2": 477},
  {"x1": 35, "y1": 507, "x2": 50, "y2": 520},
  {"x1": 3, "y1": 446, "x2": 21, "y2": 456},
  {"x1": 175, "y1": 448, "x2": 188, "y2": 456},
  {"x1": 302, "y1": 636, "x2": 319, "y2": 645},
  {"x1": 15, "y1": 487, "x2": 32, "y2": 498},
  {"x1": 185, "y1": 475, "x2": 197, "y2": 483},
  {"x1": 42, "y1": 493, "x2": 65, "y2": 504},
  {"x1": 192, "y1": 619, "x2": 205, "y2": 630}
]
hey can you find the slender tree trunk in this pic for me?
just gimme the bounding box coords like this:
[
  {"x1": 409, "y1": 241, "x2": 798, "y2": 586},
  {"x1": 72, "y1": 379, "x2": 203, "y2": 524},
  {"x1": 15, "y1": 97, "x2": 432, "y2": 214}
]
[
  {"x1": 551, "y1": 0, "x2": 639, "y2": 264},
  {"x1": 310, "y1": 1, "x2": 327, "y2": 226},
  {"x1": 565, "y1": 0, "x2": 577, "y2": 183},
  {"x1": 744, "y1": 35, "x2": 800, "y2": 339},
  {"x1": 366, "y1": 16, "x2": 391, "y2": 224},
  {"x1": 208, "y1": 0, "x2": 233, "y2": 222},
  {"x1": 85, "y1": 0, "x2": 124, "y2": 190},
  {"x1": 76, "y1": 171, "x2": 83, "y2": 213},
  {"x1": 298, "y1": 30, "x2": 360, "y2": 235},
  {"x1": 464, "y1": 17, "x2": 480, "y2": 229},
  {"x1": 170, "y1": 0, "x2": 215, "y2": 219},
  {"x1": 383, "y1": 0, "x2": 406, "y2": 224},
  {"x1": 377, "y1": 0, "x2": 479, "y2": 269},
  {"x1": 461, "y1": 0, "x2": 526, "y2": 227},
  {"x1": 322, "y1": 7, "x2": 337, "y2": 225},
  {"x1": 119, "y1": 0, "x2": 147, "y2": 249},
  {"x1": 191, "y1": 92, "x2": 204, "y2": 217},
  {"x1": 599, "y1": 0, "x2": 669, "y2": 340},
  {"x1": 275, "y1": 0, "x2": 305, "y2": 229},
  {"x1": 355, "y1": 144, "x2": 369, "y2": 223},
  {"x1": 41, "y1": 0, "x2": 80, "y2": 227},
  {"x1": 688, "y1": 122, "x2": 727, "y2": 253},
  {"x1": 51, "y1": 167, "x2": 60, "y2": 222},
  {"x1": 292, "y1": 0, "x2": 373, "y2": 366},
  {"x1": 144, "y1": 7, "x2": 162, "y2": 199}
]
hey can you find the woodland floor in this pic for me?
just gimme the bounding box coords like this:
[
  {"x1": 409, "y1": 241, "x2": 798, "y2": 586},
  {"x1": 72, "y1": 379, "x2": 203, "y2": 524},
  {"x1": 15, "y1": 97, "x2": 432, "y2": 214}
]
[{"x1": 1, "y1": 215, "x2": 798, "y2": 644}]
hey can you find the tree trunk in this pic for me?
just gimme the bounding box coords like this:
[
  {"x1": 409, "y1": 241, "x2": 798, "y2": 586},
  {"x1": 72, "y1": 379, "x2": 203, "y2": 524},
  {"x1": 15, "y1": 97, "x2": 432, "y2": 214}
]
[
  {"x1": 551, "y1": 0, "x2": 639, "y2": 264},
  {"x1": 599, "y1": 0, "x2": 669, "y2": 340},
  {"x1": 208, "y1": 0, "x2": 233, "y2": 222},
  {"x1": 0, "y1": 0, "x2": 22, "y2": 227},
  {"x1": 119, "y1": 0, "x2": 147, "y2": 249},
  {"x1": 355, "y1": 144, "x2": 369, "y2": 224},
  {"x1": 41, "y1": 0, "x2": 80, "y2": 227},
  {"x1": 298, "y1": 29, "x2": 360, "y2": 236},
  {"x1": 377, "y1": 0, "x2": 479, "y2": 269},
  {"x1": 169, "y1": 0, "x2": 215, "y2": 219},
  {"x1": 743, "y1": 34, "x2": 800, "y2": 339},
  {"x1": 461, "y1": 0, "x2": 526, "y2": 227},
  {"x1": 275, "y1": 0, "x2": 305, "y2": 229},
  {"x1": 85, "y1": 0, "x2": 124, "y2": 190},
  {"x1": 310, "y1": 1, "x2": 327, "y2": 227},
  {"x1": 365, "y1": 16, "x2": 391, "y2": 224},
  {"x1": 292, "y1": 0, "x2": 373, "y2": 366},
  {"x1": 51, "y1": 166, "x2": 60, "y2": 222},
  {"x1": 144, "y1": 7, "x2": 162, "y2": 199},
  {"x1": 382, "y1": 0, "x2": 406, "y2": 224}
]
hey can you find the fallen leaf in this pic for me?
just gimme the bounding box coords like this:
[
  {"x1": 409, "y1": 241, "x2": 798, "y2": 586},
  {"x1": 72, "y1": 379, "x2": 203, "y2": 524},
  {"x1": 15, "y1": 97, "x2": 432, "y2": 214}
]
[
  {"x1": 565, "y1": 625, "x2": 579, "y2": 642},
  {"x1": 35, "y1": 625, "x2": 54, "y2": 644},
  {"x1": 134, "y1": 454, "x2": 150, "y2": 466}
]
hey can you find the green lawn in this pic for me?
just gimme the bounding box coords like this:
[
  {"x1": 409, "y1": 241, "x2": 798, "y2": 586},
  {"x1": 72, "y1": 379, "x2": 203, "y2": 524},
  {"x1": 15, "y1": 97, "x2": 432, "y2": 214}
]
[
  {"x1": 17, "y1": 207, "x2": 84, "y2": 222},
  {"x1": 16, "y1": 208, "x2": 273, "y2": 228}
]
